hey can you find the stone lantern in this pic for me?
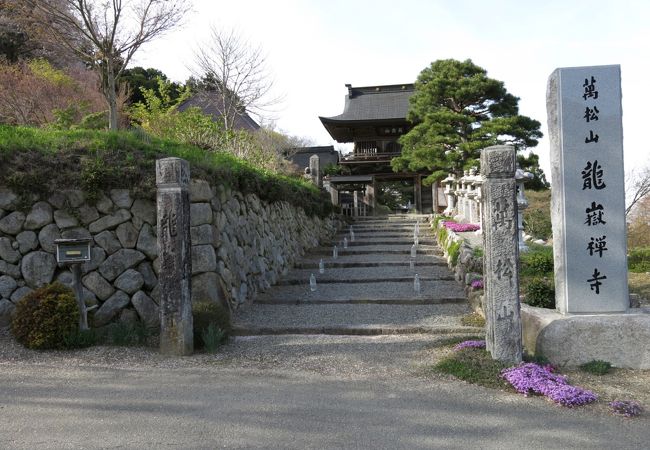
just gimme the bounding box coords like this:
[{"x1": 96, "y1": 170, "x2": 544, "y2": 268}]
[{"x1": 515, "y1": 168, "x2": 534, "y2": 252}]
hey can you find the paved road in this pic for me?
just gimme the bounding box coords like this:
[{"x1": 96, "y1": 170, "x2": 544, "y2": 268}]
[{"x1": 1, "y1": 363, "x2": 647, "y2": 449}]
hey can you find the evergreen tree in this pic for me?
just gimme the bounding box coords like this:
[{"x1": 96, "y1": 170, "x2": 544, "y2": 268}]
[
  {"x1": 517, "y1": 152, "x2": 549, "y2": 191},
  {"x1": 392, "y1": 59, "x2": 542, "y2": 183}
]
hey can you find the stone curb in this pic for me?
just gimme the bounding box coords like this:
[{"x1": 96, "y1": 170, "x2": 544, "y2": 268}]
[
  {"x1": 231, "y1": 325, "x2": 484, "y2": 336},
  {"x1": 254, "y1": 297, "x2": 467, "y2": 305}
]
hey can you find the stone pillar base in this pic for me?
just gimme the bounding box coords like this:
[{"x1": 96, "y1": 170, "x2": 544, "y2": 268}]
[{"x1": 521, "y1": 304, "x2": 650, "y2": 369}]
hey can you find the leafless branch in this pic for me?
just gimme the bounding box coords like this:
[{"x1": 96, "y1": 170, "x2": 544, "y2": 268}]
[
  {"x1": 190, "y1": 26, "x2": 283, "y2": 131},
  {"x1": 22, "y1": 0, "x2": 190, "y2": 129},
  {"x1": 626, "y1": 166, "x2": 650, "y2": 217}
]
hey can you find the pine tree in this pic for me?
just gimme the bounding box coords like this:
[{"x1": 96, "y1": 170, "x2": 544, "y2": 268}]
[{"x1": 392, "y1": 59, "x2": 542, "y2": 183}]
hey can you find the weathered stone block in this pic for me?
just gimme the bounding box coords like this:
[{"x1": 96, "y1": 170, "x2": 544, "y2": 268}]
[
  {"x1": 94, "y1": 230, "x2": 122, "y2": 254},
  {"x1": 116, "y1": 222, "x2": 138, "y2": 249},
  {"x1": 131, "y1": 199, "x2": 156, "y2": 226},
  {"x1": 88, "y1": 209, "x2": 131, "y2": 234},
  {"x1": 21, "y1": 251, "x2": 56, "y2": 288},
  {"x1": 110, "y1": 189, "x2": 133, "y2": 209},
  {"x1": 0, "y1": 261, "x2": 21, "y2": 279},
  {"x1": 16, "y1": 231, "x2": 38, "y2": 255},
  {"x1": 119, "y1": 308, "x2": 139, "y2": 325},
  {"x1": 0, "y1": 299, "x2": 16, "y2": 328},
  {"x1": 192, "y1": 272, "x2": 223, "y2": 305},
  {"x1": 95, "y1": 194, "x2": 114, "y2": 215},
  {"x1": 136, "y1": 223, "x2": 157, "y2": 259},
  {"x1": 190, "y1": 224, "x2": 215, "y2": 246},
  {"x1": 0, "y1": 275, "x2": 17, "y2": 299},
  {"x1": 192, "y1": 244, "x2": 217, "y2": 274},
  {"x1": 82, "y1": 271, "x2": 114, "y2": 301},
  {"x1": 137, "y1": 261, "x2": 157, "y2": 290},
  {"x1": 81, "y1": 247, "x2": 106, "y2": 274},
  {"x1": 190, "y1": 203, "x2": 212, "y2": 226},
  {"x1": 93, "y1": 290, "x2": 130, "y2": 327},
  {"x1": 0, "y1": 211, "x2": 25, "y2": 235},
  {"x1": 131, "y1": 291, "x2": 160, "y2": 329},
  {"x1": 0, "y1": 237, "x2": 20, "y2": 264},
  {"x1": 190, "y1": 179, "x2": 213, "y2": 202},
  {"x1": 114, "y1": 269, "x2": 144, "y2": 294},
  {"x1": 77, "y1": 205, "x2": 100, "y2": 225},
  {"x1": 98, "y1": 249, "x2": 146, "y2": 281},
  {"x1": 64, "y1": 190, "x2": 85, "y2": 208},
  {"x1": 10, "y1": 286, "x2": 32, "y2": 303},
  {"x1": 60, "y1": 227, "x2": 91, "y2": 240},
  {"x1": 0, "y1": 188, "x2": 18, "y2": 210},
  {"x1": 522, "y1": 305, "x2": 650, "y2": 369},
  {"x1": 53, "y1": 210, "x2": 79, "y2": 229}
]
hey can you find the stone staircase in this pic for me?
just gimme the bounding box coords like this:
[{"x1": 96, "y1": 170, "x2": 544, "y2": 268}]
[{"x1": 233, "y1": 215, "x2": 481, "y2": 336}]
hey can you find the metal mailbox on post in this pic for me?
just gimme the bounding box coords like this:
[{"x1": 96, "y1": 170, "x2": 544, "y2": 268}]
[
  {"x1": 54, "y1": 238, "x2": 93, "y2": 330},
  {"x1": 54, "y1": 238, "x2": 92, "y2": 264}
]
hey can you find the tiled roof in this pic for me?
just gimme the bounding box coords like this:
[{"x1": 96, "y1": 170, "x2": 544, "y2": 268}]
[
  {"x1": 177, "y1": 92, "x2": 260, "y2": 131},
  {"x1": 321, "y1": 84, "x2": 414, "y2": 122}
]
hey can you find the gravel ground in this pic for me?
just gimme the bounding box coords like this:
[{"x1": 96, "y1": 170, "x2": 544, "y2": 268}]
[
  {"x1": 234, "y1": 303, "x2": 473, "y2": 329},
  {"x1": 2, "y1": 329, "x2": 647, "y2": 421}
]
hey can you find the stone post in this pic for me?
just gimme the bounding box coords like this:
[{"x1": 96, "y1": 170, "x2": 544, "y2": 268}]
[
  {"x1": 309, "y1": 154, "x2": 321, "y2": 188},
  {"x1": 480, "y1": 145, "x2": 522, "y2": 364},
  {"x1": 156, "y1": 157, "x2": 193, "y2": 355},
  {"x1": 547, "y1": 65, "x2": 628, "y2": 314},
  {"x1": 353, "y1": 190, "x2": 359, "y2": 217}
]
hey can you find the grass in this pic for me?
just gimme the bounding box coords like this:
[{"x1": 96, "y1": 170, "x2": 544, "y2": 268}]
[
  {"x1": 434, "y1": 347, "x2": 510, "y2": 389},
  {"x1": 580, "y1": 360, "x2": 612, "y2": 376},
  {"x1": 0, "y1": 126, "x2": 333, "y2": 217},
  {"x1": 460, "y1": 312, "x2": 486, "y2": 327},
  {"x1": 629, "y1": 272, "x2": 650, "y2": 300}
]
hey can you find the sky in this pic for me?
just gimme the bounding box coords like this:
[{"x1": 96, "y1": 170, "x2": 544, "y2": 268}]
[{"x1": 133, "y1": 0, "x2": 650, "y2": 179}]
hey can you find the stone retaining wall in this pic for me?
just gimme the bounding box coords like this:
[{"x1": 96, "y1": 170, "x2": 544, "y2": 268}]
[
  {"x1": 432, "y1": 217, "x2": 484, "y2": 314},
  {"x1": 0, "y1": 181, "x2": 336, "y2": 329}
]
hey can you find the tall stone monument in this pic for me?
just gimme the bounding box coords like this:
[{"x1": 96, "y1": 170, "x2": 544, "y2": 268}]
[
  {"x1": 309, "y1": 154, "x2": 321, "y2": 187},
  {"x1": 547, "y1": 65, "x2": 628, "y2": 314},
  {"x1": 156, "y1": 157, "x2": 193, "y2": 355},
  {"x1": 481, "y1": 145, "x2": 522, "y2": 364}
]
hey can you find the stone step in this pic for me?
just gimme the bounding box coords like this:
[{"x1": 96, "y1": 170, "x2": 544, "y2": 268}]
[
  {"x1": 280, "y1": 266, "x2": 455, "y2": 284},
  {"x1": 233, "y1": 303, "x2": 480, "y2": 336},
  {"x1": 328, "y1": 238, "x2": 437, "y2": 246},
  {"x1": 310, "y1": 244, "x2": 442, "y2": 256},
  {"x1": 352, "y1": 215, "x2": 430, "y2": 222},
  {"x1": 295, "y1": 260, "x2": 446, "y2": 269},
  {"x1": 349, "y1": 224, "x2": 424, "y2": 231},
  {"x1": 253, "y1": 280, "x2": 466, "y2": 304},
  {"x1": 297, "y1": 254, "x2": 448, "y2": 267}
]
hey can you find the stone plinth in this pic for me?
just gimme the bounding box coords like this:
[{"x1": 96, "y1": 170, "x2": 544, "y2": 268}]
[
  {"x1": 480, "y1": 145, "x2": 522, "y2": 364},
  {"x1": 522, "y1": 305, "x2": 650, "y2": 369},
  {"x1": 547, "y1": 65, "x2": 628, "y2": 314},
  {"x1": 156, "y1": 158, "x2": 193, "y2": 355}
]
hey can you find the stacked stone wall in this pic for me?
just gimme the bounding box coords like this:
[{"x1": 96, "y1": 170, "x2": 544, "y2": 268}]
[{"x1": 0, "y1": 180, "x2": 336, "y2": 329}]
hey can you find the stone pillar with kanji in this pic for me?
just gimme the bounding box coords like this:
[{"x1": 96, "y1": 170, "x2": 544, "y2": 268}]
[
  {"x1": 156, "y1": 157, "x2": 193, "y2": 355},
  {"x1": 481, "y1": 145, "x2": 523, "y2": 364}
]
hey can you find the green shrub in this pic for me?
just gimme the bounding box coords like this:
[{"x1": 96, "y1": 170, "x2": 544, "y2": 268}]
[
  {"x1": 628, "y1": 247, "x2": 650, "y2": 273},
  {"x1": 193, "y1": 301, "x2": 231, "y2": 350},
  {"x1": 11, "y1": 282, "x2": 79, "y2": 350},
  {"x1": 448, "y1": 240, "x2": 461, "y2": 266},
  {"x1": 523, "y1": 209, "x2": 552, "y2": 240},
  {"x1": 580, "y1": 360, "x2": 612, "y2": 375},
  {"x1": 63, "y1": 328, "x2": 98, "y2": 348},
  {"x1": 523, "y1": 277, "x2": 555, "y2": 309},
  {"x1": 77, "y1": 111, "x2": 108, "y2": 130},
  {"x1": 201, "y1": 323, "x2": 227, "y2": 353},
  {"x1": 521, "y1": 245, "x2": 554, "y2": 275},
  {"x1": 106, "y1": 321, "x2": 151, "y2": 346}
]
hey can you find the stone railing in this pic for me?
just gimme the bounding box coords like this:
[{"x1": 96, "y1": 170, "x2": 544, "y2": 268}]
[
  {"x1": 0, "y1": 181, "x2": 337, "y2": 330},
  {"x1": 441, "y1": 166, "x2": 533, "y2": 251}
]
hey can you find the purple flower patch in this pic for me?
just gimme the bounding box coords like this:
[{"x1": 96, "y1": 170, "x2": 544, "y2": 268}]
[
  {"x1": 609, "y1": 400, "x2": 644, "y2": 418},
  {"x1": 470, "y1": 279, "x2": 484, "y2": 289},
  {"x1": 443, "y1": 221, "x2": 481, "y2": 233},
  {"x1": 501, "y1": 363, "x2": 597, "y2": 407},
  {"x1": 454, "y1": 340, "x2": 486, "y2": 351}
]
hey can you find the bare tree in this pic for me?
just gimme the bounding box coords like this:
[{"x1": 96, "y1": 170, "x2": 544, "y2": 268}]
[
  {"x1": 23, "y1": 0, "x2": 189, "y2": 130},
  {"x1": 626, "y1": 166, "x2": 650, "y2": 217},
  {"x1": 191, "y1": 27, "x2": 281, "y2": 132}
]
